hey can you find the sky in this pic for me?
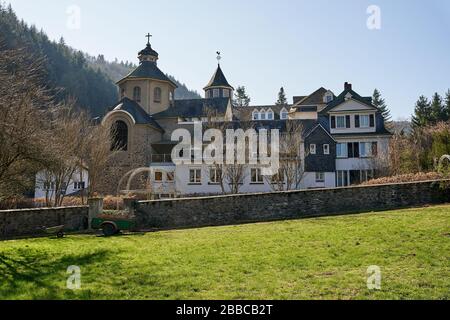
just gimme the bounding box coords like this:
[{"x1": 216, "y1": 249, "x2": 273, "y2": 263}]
[{"x1": 6, "y1": 0, "x2": 450, "y2": 120}]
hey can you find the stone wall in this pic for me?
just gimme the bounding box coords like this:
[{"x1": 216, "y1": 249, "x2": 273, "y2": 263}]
[
  {"x1": 134, "y1": 180, "x2": 450, "y2": 230},
  {"x1": 0, "y1": 206, "x2": 89, "y2": 239}
]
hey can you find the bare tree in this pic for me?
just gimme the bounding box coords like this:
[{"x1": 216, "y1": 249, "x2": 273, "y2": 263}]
[{"x1": 266, "y1": 120, "x2": 305, "y2": 191}]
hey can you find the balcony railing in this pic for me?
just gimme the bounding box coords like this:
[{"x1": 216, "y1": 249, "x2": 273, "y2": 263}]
[{"x1": 151, "y1": 154, "x2": 173, "y2": 163}]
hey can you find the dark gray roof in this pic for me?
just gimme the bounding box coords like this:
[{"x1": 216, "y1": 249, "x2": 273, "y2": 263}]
[
  {"x1": 138, "y1": 43, "x2": 159, "y2": 57},
  {"x1": 153, "y1": 98, "x2": 230, "y2": 119},
  {"x1": 118, "y1": 61, "x2": 177, "y2": 87},
  {"x1": 294, "y1": 87, "x2": 329, "y2": 106},
  {"x1": 204, "y1": 65, "x2": 234, "y2": 90},
  {"x1": 320, "y1": 88, "x2": 376, "y2": 114},
  {"x1": 112, "y1": 98, "x2": 163, "y2": 131}
]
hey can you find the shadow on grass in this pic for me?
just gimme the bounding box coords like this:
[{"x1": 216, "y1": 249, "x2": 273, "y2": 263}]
[{"x1": 0, "y1": 248, "x2": 111, "y2": 299}]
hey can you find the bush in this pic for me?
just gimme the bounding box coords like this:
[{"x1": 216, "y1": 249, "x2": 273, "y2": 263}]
[{"x1": 362, "y1": 172, "x2": 445, "y2": 186}]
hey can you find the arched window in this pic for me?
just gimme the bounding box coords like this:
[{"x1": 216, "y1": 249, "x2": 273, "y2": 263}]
[
  {"x1": 154, "y1": 87, "x2": 162, "y2": 103},
  {"x1": 260, "y1": 109, "x2": 267, "y2": 120},
  {"x1": 252, "y1": 109, "x2": 260, "y2": 121},
  {"x1": 266, "y1": 108, "x2": 274, "y2": 120},
  {"x1": 280, "y1": 108, "x2": 289, "y2": 120},
  {"x1": 111, "y1": 120, "x2": 128, "y2": 151},
  {"x1": 133, "y1": 86, "x2": 141, "y2": 102}
]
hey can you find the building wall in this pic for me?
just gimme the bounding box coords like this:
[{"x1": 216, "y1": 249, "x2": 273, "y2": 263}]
[
  {"x1": 35, "y1": 168, "x2": 89, "y2": 200},
  {"x1": 134, "y1": 180, "x2": 450, "y2": 230}
]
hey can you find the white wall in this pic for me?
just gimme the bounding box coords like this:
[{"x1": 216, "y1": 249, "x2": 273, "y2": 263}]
[{"x1": 35, "y1": 168, "x2": 89, "y2": 200}]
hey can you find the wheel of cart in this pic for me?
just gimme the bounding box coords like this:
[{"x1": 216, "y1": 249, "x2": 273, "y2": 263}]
[
  {"x1": 91, "y1": 216, "x2": 135, "y2": 237},
  {"x1": 101, "y1": 222, "x2": 119, "y2": 237}
]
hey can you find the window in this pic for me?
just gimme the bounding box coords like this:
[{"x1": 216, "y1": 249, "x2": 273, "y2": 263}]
[
  {"x1": 223, "y1": 89, "x2": 230, "y2": 98},
  {"x1": 169, "y1": 91, "x2": 174, "y2": 102},
  {"x1": 260, "y1": 110, "x2": 267, "y2": 120},
  {"x1": 360, "y1": 115, "x2": 370, "y2": 128},
  {"x1": 316, "y1": 172, "x2": 325, "y2": 183},
  {"x1": 361, "y1": 170, "x2": 374, "y2": 183},
  {"x1": 133, "y1": 86, "x2": 141, "y2": 102},
  {"x1": 252, "y1": 110, "x2": 260, "y2": 120},
  {"x1": 209, "y1": 168, "x2": 222, "y2": 184},
  {"x1": 167, "y1": 172, "x2": 174, "y2": 182},
  {"x1": 336, "y1": 143, "x2": 348, "y2": 158},
  {"x1": 154, "y1": 87, "x2": 162, "y2": 103},
  {"x1": 323, "y1": 144, "x2": 330, "y2": 155},
  {"x1": 336, "y1": 116, "x2": 346, "y2": 128},
  {"x1": 213, "y1": 89, "x2": 220, "y2": 98},
  {"x1": 189, "y1": 169, "x2": 202, "y2": 184},
  {"x1": 360, "y1": 142, "x2": 371, "y2": 157},
  {"x1": 111, "y1": 120, "x2": 128, "y2": 151},
  {"x1": 280, "y1": 108, "x2": 289, "y2": 120},
  {"x1": 266, "y1": 109, "x2": 274, "y2": 120},
  {"x1": 154, "y1": 171, "x2": 163, "y2": 182},
  {"x1": 74, "y1": 182, "x2": 85, "y2": 190},
  {"x1": 347, "y1": 142, "x2": 360, "y2": 158},
  {"x1": 251, "y1": 168, "x2": 264, "y2": 183},
  {"x1": 310, "y1": 144, "x2": 317, "y2": 155},
  {"x1": 336, "y1": 171, "x2": 349, "y2": 187}
]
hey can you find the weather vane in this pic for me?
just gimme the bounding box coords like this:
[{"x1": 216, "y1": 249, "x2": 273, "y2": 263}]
[
  {"x1": 146, "y1": 33, "x2": 152, "y2": 45},
  {"x1": 216, "y1": 51, "x2": 222, "y2": 64}
]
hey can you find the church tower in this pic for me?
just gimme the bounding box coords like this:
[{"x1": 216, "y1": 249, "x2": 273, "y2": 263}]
[
  {"x1": 116, "y1": 34, "x2": 177, "y2": 115},
  {"x1": 204, "y1": 52, "x2": 234, "y2": 99}
]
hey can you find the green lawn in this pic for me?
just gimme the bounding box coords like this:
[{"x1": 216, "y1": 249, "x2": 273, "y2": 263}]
[{"x1": 0, "y1": 205, "x2": 449, "y2": 300}]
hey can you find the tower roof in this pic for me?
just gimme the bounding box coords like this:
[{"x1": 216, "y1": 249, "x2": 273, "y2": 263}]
[
  {"x1": 138, "y1": 43, "x2": 159, "y2": 58},
  {"x1": 204, "y1": 65, "x2": 234, "y2": 90},
  {"x1": 117, "y1": 61, "x2": 177, "y2": 87}
]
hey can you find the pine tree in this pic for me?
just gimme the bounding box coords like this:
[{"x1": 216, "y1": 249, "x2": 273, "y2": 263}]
[
  {"x1": 430, "y1": 92, "x2": 444, "y2": 123},
  {"x1": 412, "y1": 95, "x2": 432, "y2": 128},
  {"x1": 276, "y1": 87, "x2": 288, "y2": 106},
  {"x1": 372, "y1": 89, "x2": 392, "y2": 126},
  {"x1": 233, "y1": 86, "x2": 251, "y2": 107},
  {"x1": 442, "y1": 89, "x2": 450, "y2": 122}
]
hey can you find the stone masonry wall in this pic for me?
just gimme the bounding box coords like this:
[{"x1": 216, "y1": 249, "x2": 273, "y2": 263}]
[
  {"x1": 0, "y1": 206, "x2": 89, "y2": 239},
  {"x1": 135, "y1": 180, "x2": 450, "y2": 230}
]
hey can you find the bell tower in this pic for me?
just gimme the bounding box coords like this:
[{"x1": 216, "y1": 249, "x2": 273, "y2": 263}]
[{"x1": 204, "y1": 52, "x2": 234, "y2": 99}]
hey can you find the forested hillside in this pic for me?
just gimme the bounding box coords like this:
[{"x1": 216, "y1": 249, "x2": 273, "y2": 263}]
[{"x1": 0, "y1": 4, "x2": 200, "y2": 117}]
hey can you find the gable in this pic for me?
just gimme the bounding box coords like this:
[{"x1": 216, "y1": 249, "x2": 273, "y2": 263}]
[{"x1": 329, "y1": 99, "x2": 377, "y2": 113}]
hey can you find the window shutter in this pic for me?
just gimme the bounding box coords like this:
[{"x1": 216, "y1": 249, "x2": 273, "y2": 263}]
[
  {"x1": 370, "y1": 114, "x2": 375, "y2": 127},
  {"x1": 355, "y1": 115, "x2": 360, "y2": 128},
  {"x1": 331, "y1": 116, "x2": 336, "y2": 129},
  {"x1": 348, "y1": 143, "x2": 353, "y2": 158},
  {"x1": 346, "y1": 115, "x2": 351, "y2": 128},
  {"x1": 354, "y1": 142, "x2": 360, "y2": 158}
]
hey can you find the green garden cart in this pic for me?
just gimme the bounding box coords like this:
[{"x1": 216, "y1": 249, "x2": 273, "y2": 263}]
[{"x1": 91, "y1": 215, "x2": 136, "y2": 237}]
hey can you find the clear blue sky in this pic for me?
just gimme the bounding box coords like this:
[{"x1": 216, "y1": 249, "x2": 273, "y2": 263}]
[{"x1": 6, "y1": 0, "x2": 450, "y2": 119}]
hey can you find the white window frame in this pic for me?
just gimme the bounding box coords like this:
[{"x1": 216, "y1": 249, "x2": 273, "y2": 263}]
[
  {"x1": 336, "y1": 116, "x2": 346, "y2": 129},
  {"x1": 213, "y1": 89, "x2": 220, "y2": 98},
  {"x1": 223, "y1": 89, "x2": 230, "y2": 98},
  {"x1": 252, "y1": 110, "x2": 260, "y2": 120},
  {"x1": 260, "y1": 109, "x2": 267, "y2": 120},
  {"x1": 323, "y1": 144, "x2": 330, "y2": 155},
  {"x1": 310, "y1": 144, "x2": 317, "y2": 155},
  {"x1": 251, "y1": 168, "x2": 264, "y2": 183},
  {"x1": 209, "y1": 168, "x2": 222, "y2": 184},
  {"x1": 360, "y1": 115, "x2": 370, "y2": 128},
  {"x1": 315, "y1": 172, "x2": 325, "y2": 183},
  {"x1": 280, "y1": 108, "x2": 289, "y2": 120},
  {"x1": 336, "y1": 143, "x2": 348, "y2": 158},
  {"x1": 189, "y1": 169, "x2": 202, "y2": 184},
  {"x1": 266, "y1": 109, "x2": 274, "y2": 120},
  {"x1": 359, "y1": 142, "x2": 372, "y2": 158}
]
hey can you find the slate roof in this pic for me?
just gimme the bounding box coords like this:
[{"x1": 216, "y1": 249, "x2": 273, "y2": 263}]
[
  {"x1": 293, "y1": 87, "x2": 329, "y2": 106},
  {"x1": 319, "y1": 88, "x2": 375, "y2": 114},
  {"x1": 204, "y1": 65, "x2": 234, "y2": 89},
  {"x1": 117, "y1": 61, "x2": 177, "y2": 87},
  {"x1": 111, "y1": 98, "x2": 163, "y2": 131},
  {"x1": 138, "y1": 43, "x2": 159, "y2": 58},
  {"x1": 153, "y1": 98, "x2": 230, "y2": 119}
]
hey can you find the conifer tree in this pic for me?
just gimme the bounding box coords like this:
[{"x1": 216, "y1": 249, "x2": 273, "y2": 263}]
[
  {"x1": 430, "y1": 92, "x2": 444, "y2": 123},
  {"x1": 233, "y1": 86, "x2": 251, "y2": 107},
  {"x1": 412, "y1": 95, "x2": 432, "y2": 128},
  {"x1": 276, "y1": 87, "x2": 288, "y2": 106},
  {"x1": 372, "y1": 89, "x2": 392, "y2": 126}
]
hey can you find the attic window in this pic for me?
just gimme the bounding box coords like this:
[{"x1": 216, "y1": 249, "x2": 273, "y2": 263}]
[
  {"x1": 280, "y1": 108, "x2": 288, "y2": 120},
  {"x1": 252, "y1": 110, "x2": 260, "y2": 120},
  {"x1": 267, "y1": 109, "x2": 274, "y2": 120}
]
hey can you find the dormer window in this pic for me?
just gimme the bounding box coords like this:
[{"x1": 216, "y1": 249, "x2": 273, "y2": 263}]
[
  {"x1": 133, "y1": 86, "x2": 141, "y2": 102},
  {"x1": 280, "y1": 108, "x2": 288, "y2": 120},
  {"x1": 324, "y1": 91, "x2": 334, "y2": 103},
  {"x1": 154, "y1": 87, "x2": 162, "y2": 103},
  {"x1": 267, "y1": 109, "x2": 274, "y2": 120},
  {"x1": 260, "y1": 109, "x2": 267, "y2": 120},
  {"x1": 252, "y1": 110, "x2": 260, "y2": 120}
]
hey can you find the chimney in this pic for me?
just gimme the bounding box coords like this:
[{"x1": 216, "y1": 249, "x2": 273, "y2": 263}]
[{"x1": 345, "y1": 82, "x2": 352, "y2": 91}]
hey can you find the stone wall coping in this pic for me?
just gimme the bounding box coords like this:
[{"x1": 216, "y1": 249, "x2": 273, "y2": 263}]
[
  {"x1": 0, "y1": 205, "x2": 89, "y2": 214},
  {"x1": 138, "y1": 179, "x2": 450, "y2": 204}
]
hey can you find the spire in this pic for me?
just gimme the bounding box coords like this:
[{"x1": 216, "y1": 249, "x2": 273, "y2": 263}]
[
  {"x1": 204, "y1": 53, "x2": 234, "y2": 99},
  {"x1": 138, "y1": 33, "x2": 159, "y2": 63}
]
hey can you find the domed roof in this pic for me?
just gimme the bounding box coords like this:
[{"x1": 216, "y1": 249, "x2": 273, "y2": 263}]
[{"x1": 138, "y1": 43, "x2": 159, "y2": 58}]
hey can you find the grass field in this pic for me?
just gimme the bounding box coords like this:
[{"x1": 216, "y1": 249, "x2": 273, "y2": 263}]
[{"x1": 0, "y1": 205, "x2": 449, "y2": 300}]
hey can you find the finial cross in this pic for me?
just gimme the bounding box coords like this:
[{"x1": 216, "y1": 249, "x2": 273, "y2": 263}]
[{"x1": 146, "y1": 33, "x2": 152, "y2": 45}]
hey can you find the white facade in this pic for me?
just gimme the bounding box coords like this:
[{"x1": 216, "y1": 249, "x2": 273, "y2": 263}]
[{"x1": 35, "y1": 168, "x2": 89, "y2": 200}]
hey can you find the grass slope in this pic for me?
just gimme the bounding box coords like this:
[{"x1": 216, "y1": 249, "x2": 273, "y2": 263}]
[{"x1": 0, "y1": 205, "x2": 449, "y2": 300}]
